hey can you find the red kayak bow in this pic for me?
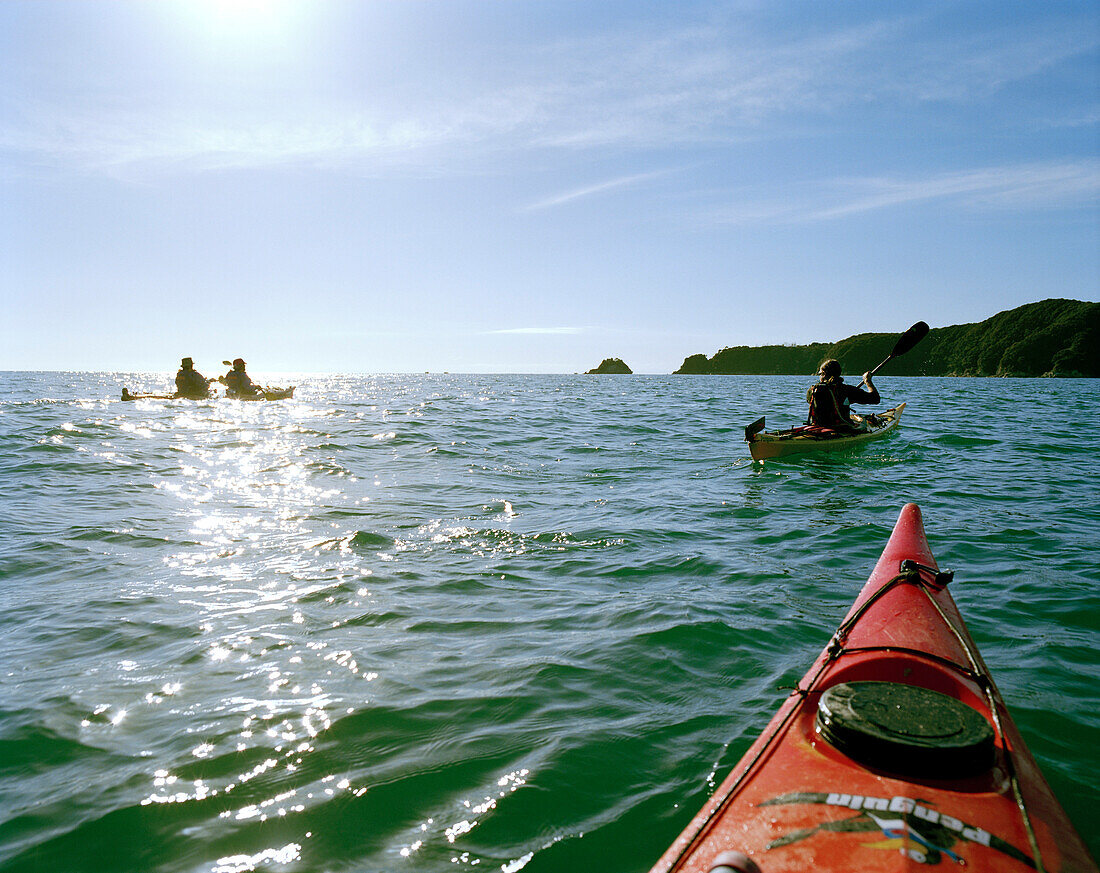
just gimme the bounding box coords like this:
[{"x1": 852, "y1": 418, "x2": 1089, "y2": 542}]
[{"x1": 650, "y1": 504, "x2": 1096, "y2": 873}]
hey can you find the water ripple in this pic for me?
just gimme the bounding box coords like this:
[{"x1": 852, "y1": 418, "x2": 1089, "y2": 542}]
[{"x1": 1, "y1": 373, "x2": 1097, "y2": 871}]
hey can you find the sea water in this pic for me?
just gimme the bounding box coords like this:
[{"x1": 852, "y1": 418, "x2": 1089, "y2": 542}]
[{"x1": 1, "y1": 372, "x2": 1097, "y2": 872}]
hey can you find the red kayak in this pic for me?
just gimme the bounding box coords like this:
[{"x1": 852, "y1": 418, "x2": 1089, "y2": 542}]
[{"x1": 651, "y1": 504, "x2": 1096, "y2": 873}]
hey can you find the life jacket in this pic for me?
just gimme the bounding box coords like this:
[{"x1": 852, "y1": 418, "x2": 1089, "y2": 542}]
[
  {"x1": 176, "y1": 368, "x2": 208, "y2": 398},
  {"x1": 806, "y1": 381, "x2": 851, "y2": 428},
  {"x1": 223, "y1": 369, "x2": 255, "y2": 395}
]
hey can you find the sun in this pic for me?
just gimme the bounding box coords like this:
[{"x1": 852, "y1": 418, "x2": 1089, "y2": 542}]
[
  {"x1": 207, "y1": 0, "x2": 278, "y2": 26},
  {"x1": 177, "y1": 0, "x2": 301, "y2": 41}
]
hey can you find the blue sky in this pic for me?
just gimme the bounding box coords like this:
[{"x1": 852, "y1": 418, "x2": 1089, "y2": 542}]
[{"x1": 2, "y1": 0, "x2": 1097, "y2": 374}]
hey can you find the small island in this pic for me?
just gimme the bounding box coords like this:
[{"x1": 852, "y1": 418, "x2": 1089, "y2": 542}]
[{"x1": 586, "y1": 358, "x2": 633, "y2": 374}]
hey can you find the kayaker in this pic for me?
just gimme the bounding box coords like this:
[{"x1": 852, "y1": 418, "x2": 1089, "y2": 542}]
[
  {"x1": 806, "y1": 359, "x2": 880, "y2": 430},
  {"x1": 221, "y1": 358, "x2": 261, "y2": 397},
  {"x1": 175, "y1": 357, "x2": 212, "y2": 399}
]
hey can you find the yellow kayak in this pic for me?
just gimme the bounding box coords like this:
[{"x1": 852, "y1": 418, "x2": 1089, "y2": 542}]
[{"x1": 746, "y1": 404, "x2": 905, "y2": 461}]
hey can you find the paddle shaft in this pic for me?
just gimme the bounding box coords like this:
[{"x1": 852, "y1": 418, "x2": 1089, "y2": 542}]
[{"x1": 742, "y1": 320, "x2": 928, "y2": 436}]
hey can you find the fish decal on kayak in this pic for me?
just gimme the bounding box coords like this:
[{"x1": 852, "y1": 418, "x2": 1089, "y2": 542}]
[
  {"x1": 759, "y1": 791, "x2": 1035, "y2": 868},
  {"x1": 864, "y1": 811, "x2": 964, "y2": 865}
]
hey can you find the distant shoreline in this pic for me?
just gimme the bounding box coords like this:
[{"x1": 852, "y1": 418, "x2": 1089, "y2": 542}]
[{"x1": 673, "y1": 299, "x2": 1098, "y2": 378}]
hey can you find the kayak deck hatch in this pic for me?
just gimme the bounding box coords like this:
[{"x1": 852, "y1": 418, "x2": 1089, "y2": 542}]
[{"x1": 650, "y1": 503, "x2": 1096, "y2": 873}]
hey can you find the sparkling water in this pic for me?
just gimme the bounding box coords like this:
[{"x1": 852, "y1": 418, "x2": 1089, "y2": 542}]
[{"x1": 1, "y1": 372, "x2": 1096, "y2": 871}]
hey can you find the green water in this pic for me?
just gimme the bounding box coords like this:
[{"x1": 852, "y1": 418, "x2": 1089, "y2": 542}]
[{"x1": 1, "y1": 372, "x2": 1097, "y2": 872}]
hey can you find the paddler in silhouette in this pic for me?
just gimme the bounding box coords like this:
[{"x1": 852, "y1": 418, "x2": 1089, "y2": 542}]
[
  {"x1": 175, "y1": 357, "x2": 213, "y2": 399},
  {"x1": 220, "y1": 358, "x2": 262, "y2": 398},
  {"x1": 806, "y1": 359, "x2": 880, "y2": 431}
]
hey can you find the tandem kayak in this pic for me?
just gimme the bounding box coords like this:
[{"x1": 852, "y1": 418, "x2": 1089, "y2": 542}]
[
  {"x1": 231, "y1": 386, "x2": 295, "y2": 401},
  {"x1": 120, "y1": 389, "x2": 178, "y2": 401},
  {"x1": 121, "y1": 387, "x2": 295, "y2": 401},
  {"x1": 745, "y1": 403, "x2": 905, "y2": 461},
  {"x1": 650, "y1": 504, "x2": 1096, "y2": 873}
]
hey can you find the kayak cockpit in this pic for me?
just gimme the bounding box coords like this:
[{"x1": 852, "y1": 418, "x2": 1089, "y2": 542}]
[{"x1": 745, "y1": 403, "x2": 906, "y2": 461}]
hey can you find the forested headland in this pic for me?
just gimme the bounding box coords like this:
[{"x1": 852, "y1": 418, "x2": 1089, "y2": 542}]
[{"x1": 674, "y1": 299, "x2": 1098, "y2": 377}]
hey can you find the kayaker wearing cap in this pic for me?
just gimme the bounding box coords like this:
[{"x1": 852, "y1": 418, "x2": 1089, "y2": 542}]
[
  {"x1": 806, "y1": 359, "x2": 880, "y2": 431},
  {"x1": 175, "y1": 357, "x2": 212, "y2": 399},
  {"x1": 221, "y1": 358, "x2": 261, "y2": 397}
]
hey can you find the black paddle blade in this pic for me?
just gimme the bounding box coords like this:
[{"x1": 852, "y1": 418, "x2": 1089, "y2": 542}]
[
  {"x1": 871, "y1": 321, "x2": 931, "y2": 376},
  {"x1": 892, "y1": 321, "x2": 929, "y2": 356},
  {"x1": 745, "y1": 417, "x2": 766, "y2": 441}
]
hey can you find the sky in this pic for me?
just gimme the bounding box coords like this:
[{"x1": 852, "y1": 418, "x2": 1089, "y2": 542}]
[{"x1": 2, "y1": 0, "x2": 1098, "y2": 374}]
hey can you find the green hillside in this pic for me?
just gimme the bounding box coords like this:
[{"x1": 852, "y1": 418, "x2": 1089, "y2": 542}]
[{"x1": 674, "y1": 299, "x2": 1099, "y2": 377}]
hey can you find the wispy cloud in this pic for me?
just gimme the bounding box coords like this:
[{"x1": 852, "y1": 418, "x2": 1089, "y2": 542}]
[
  {"x1": 1, "y1": 8, "x2": 1095, "y2": 177},
  {"x1": 712, "y1": 160, "x2": 1100, "y2": 224},
  {"x1": 0, "y1": 103, "x2": 467, "y2": 177},
  {"x1": 486, "y1": 327, "x2": 589, "y2": 335},
  {"x1": 520, "y1": 170, "x2": 673, "y2": 211}
]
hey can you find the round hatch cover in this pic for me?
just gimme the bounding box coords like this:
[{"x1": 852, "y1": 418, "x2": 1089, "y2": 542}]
[{"x1": 816, "y1": 681, "x2": 994, "y2": 778}]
